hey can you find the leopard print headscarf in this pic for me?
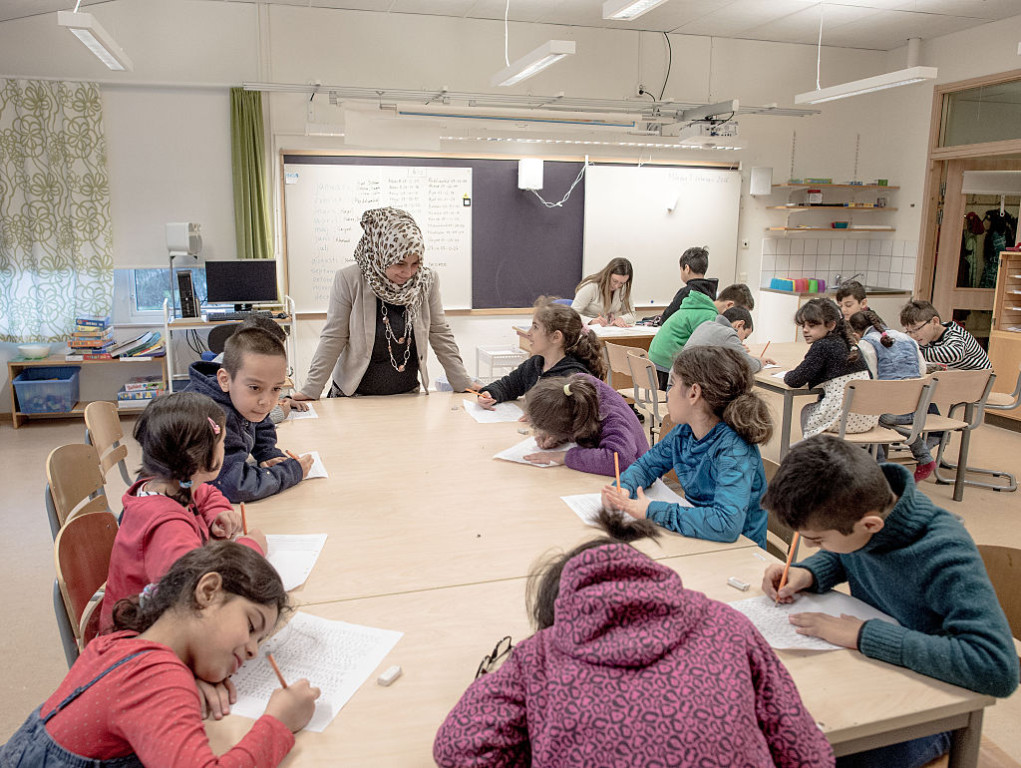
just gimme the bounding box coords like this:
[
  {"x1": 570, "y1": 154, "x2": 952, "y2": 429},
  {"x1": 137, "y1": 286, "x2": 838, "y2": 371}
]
[{"x1": 353, "y1": 207, "x2": 434, "y2": 319}]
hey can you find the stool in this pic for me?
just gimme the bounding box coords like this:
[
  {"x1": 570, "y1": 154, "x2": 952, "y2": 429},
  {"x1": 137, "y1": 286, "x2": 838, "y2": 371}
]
[{"x1": 476, "y1": 346, "x2": 528, "y2": 381}]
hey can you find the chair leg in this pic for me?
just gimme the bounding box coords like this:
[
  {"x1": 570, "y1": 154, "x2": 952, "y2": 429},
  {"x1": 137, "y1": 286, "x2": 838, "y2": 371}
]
[
  {"x1": 932, "y1": 422, "x2": 1017, "y2": 494},
  {"x1": 53, "y1": 581, "x2": 79, "y2": 669}
]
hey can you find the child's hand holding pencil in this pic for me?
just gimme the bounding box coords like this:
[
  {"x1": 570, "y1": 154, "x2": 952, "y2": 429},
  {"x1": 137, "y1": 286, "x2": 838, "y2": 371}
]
[{"x1": 286, "y1": 450, "x2": 315, "y2": 478}]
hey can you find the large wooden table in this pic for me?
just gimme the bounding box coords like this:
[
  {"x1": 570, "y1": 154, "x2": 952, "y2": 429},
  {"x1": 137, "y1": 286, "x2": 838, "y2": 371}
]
[{"x1": 208, "y1": 393, "x2": 993, "y2": 767}]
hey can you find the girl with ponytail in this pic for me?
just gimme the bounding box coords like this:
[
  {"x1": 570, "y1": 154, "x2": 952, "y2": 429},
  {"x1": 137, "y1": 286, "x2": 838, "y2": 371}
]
[
  {"x1": 478, "y1": 299, "x2": 606, "y2": 408},
  {"x1": 784, "y1": 298, "x2": 877, "y2": 438},
  {"x1": 2, "y1": 541, "x2": 320, "y2": 767},
  {"x1": 602, "y1": 346, "x2": 773, "y2": 548},
  {"x1": 520, "y1": 373, "x2": 647, "y2": 475}
]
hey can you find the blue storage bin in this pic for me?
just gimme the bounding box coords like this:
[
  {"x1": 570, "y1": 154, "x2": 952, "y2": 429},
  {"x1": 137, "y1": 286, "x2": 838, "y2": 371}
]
[{"x1": 13, "y1": 367, "x2": 80, "y2": 413}]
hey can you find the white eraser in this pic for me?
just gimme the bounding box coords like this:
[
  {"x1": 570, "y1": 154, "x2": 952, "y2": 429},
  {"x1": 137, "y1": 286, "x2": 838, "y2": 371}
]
[
  {"x1": 517, "y1": 428, "x2": 530, "y2": 435},
  {"x1": 727, "y1": 577, "x2": 750, "y2": 592},
  {"x1": 377, "y1": 664, "x2": 402, "y2": 686}
]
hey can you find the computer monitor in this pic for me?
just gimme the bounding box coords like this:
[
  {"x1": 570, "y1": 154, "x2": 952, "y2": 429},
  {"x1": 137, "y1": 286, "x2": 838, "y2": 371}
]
[{"x1": 204, "y1": 260, "x2": 279, "y2": 311}]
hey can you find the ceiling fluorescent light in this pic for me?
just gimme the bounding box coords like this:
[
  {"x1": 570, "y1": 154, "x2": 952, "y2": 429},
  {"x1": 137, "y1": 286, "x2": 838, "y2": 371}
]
[
  {"x1": 794, "y1": 66, "x2": 936, "y2": 105},
  {"x1": 602, "y1": 0, "x2": 671, "y2": 20},
  {"x1": 491, "y1": 40, "x2": 575, "y2": 88},
  {"x1": 57, "y1": 10, "x2": 133, "y2": 71}
]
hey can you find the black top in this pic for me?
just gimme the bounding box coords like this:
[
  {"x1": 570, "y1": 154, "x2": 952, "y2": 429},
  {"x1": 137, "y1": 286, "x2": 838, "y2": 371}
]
[
  {"x1": 784, "y1": 334, "x2": 867, "y2": 389},
  {"x1": 356, "y1": 298, "x2": 420, "y2": 396},
  {"x1": 485, "y1": 354, "x2": 593, "y2": 403},
  {"x1": 660, "y1": 277, "x2": 720, "y2": 323}
]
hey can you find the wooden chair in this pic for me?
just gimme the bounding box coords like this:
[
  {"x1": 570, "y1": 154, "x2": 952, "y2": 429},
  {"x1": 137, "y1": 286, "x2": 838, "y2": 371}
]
[
  {"x1": 924, "y1": 369, "x2": 996, "y2": 502},
  {"x1": 84, "y1": 401, "x2": 134, "y2": 487},
  {"x1": 602, "y1": 341, "x2": 641, "y2": 400},
  {"x1": 976, "y1": 545, "x2": 1021, "y2": 674},
  {"x1": 627, "y1": 349, "x2": 668, "y2": 444},
  {"x1": 835, "y1": 378, "x2": 938, "y2": 456},
  {"x1": 53, "y1": 510, "x2": 118, "y2": 667},
  {"x1": 45, "y1": 443, "x2": 111, "y2": 539}
]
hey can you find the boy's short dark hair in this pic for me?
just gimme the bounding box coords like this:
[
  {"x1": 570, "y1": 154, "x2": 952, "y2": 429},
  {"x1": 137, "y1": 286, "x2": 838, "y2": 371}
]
[
  {"x1": 679, "y1": 246, "x2": 709, "y2": 276},
  {"x1": 718, "y1": 283, "x2": 754, "y2": 311},
  {"x1": 762, "y1": 435, "x2": 895, "y2": 534},
  {"x1": 900, "y1": 299, "x2": 940, "y2": 328},
  {"x1": 239, "y1": 314, "x2": 287, "y2": 343},
  {"x1": 222, "y1": 326, "x2": 286, "y2": 378},
  {"x1": 722, "y1": 306, "x2": 753, "y2": 331},
  {"x1": 835, "y1": 280, "x2": 867, "y2": 303}
]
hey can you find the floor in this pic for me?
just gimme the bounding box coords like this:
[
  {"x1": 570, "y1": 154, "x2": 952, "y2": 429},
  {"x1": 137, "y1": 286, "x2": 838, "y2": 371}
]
[{"x1": 1, "y1": 404, "x2": 1020, "y2": 764}]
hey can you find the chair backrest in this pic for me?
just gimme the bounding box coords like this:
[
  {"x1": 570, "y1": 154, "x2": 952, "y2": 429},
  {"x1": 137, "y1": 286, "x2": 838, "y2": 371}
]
[
  {"x1": 604, "y1": 341, "x2": 640, "y2": 378},
  {"x1": 54, "y1": 510, "x2": 118, "y2": 651},
  {"x1": 627, "y1": 350, "x2": 664, "y2": 432},
  {"x1": 207, "y1": 323, "x2": 237, "y2": 354},
  {"x1": 977, "y1": 545, "x2": 1021, "y2": 642},
  {"x1": 838, "y1": 378, "x2": 935, "y2": 443},
  {"x1": 552, "y1": 298, "x2": 574, "y2": 306},
  {"x1": 46, "y1": 443, "x2": 111, "y2": 537},
  {"x1": 929, "y1": 369, "x2": 995, "y2": 426},
  {"x1": 84, "y1": 401, "x2": 133, "y2": 486}
]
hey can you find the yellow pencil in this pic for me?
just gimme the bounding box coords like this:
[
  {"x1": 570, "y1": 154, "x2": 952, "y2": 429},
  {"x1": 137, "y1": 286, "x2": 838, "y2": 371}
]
[
  {"x1": 614, "y1": 452, "x2": 622, "y2": 493},
  {"x1": 776, "y1": 532, "x2": 800, "y2": 605},
  {"x1": 286, "y1": 450, "x2": 299, "y2": 461},
  {"x1": 240, "y1": 502, "x2": 248, "y2": 536},
  {"x1": 267, "y1": 652, "x2": 287, "y2": 688},
  {"x1": 760, "y1": 340, "x2": 771, "y2": 359}
]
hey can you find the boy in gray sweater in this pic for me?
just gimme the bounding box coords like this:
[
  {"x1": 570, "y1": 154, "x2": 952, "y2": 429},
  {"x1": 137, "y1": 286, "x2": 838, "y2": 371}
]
[{"x1": 684, "y1": 307, "x2": 775, "y2": 373}]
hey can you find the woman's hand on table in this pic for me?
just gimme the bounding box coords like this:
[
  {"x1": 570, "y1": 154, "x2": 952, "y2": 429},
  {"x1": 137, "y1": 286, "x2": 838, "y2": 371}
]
[
  {"x1": 610, "y1": 318, "x2": 628, "y2": 328},
  {"x1": 590, "y1": 316, "x2": 608, "y2": 326},
  {"x1": 291, "y1": 391, "x2": 316, "y2": 402}
]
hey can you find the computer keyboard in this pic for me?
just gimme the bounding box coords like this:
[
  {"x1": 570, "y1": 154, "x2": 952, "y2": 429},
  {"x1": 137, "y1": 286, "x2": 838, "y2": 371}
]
[{"x1": 205, "y1": 310, "x2": 274, "y2": 322}]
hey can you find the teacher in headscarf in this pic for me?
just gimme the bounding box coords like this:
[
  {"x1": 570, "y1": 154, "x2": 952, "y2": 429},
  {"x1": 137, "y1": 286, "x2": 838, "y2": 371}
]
[{"x1": 293, "y1": 207, "x2": 474, "y2": 398}]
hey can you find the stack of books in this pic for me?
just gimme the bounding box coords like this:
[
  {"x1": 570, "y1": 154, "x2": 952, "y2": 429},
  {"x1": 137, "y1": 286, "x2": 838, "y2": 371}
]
[
  {"x1": 116, "y1": 375, "x2": 167, "y2": 409},
  {"x1": 66, "y1": 315, "x2": 113, "y2": 360},
  {"x1": 108, "y1": 331, "x2": 165, "y2": 360}
]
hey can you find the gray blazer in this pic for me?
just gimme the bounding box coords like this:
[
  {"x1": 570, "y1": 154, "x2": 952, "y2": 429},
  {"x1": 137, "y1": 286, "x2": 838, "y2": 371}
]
[{"x1": 300, "y1": 264, "x2": 471, "y2": 397}]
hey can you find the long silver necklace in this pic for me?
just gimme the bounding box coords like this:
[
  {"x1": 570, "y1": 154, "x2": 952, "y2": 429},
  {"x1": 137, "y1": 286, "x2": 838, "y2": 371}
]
[{"x1": 381, "y1": 303, "x2": 413, "y2": 372}]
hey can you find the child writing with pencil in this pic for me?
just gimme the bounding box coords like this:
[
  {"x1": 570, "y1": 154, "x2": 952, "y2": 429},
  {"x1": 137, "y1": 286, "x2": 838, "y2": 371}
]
[
  {"x1": 601, "y1": 346, "x2": 772, "y2": 548},
  {"x1": 477, "y1": 299, "x2": 606, "y2": 409},
  {"x1": 434, "y1": 510, "x2": 834, "y2": 768},
  {"x1": 520, "y1": 373, "x2": 648, "y2": 475},
  {"x1": 762, "y1": 436, "x2": 1018, "y2": 768},
  {"x1": 1, "y1": 541, "x2": 320, "y2": 767},
  {"x1": 187, "y1": 325, "x2": 313, "y2": 502}
]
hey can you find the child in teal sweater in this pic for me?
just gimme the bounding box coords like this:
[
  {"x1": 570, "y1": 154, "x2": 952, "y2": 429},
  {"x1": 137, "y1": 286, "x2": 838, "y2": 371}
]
[{"x1": 762, "y1": 435, "x2": 1018, "y2": 768}]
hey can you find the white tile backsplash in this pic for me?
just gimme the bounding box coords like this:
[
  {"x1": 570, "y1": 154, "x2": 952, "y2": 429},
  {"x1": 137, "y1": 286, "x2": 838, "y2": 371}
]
[
  {"x1": 790, "y1": 238, "x2": 805, "y2": 255},
  {"x1": 870, "y1": 240, "x2": 882, "y2": 256},
  {"x1": 880, "y1": 240, "x2": 893, "y2": 257},
  {"x1": 759, "y1": 238, "x2": 919, "y2": 289}
]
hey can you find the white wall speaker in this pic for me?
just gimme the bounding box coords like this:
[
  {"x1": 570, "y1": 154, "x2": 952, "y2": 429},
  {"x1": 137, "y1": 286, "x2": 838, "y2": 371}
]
[
  {"x1": 518, "y1": 158, "x2": 544, "y2": 190},
  {"x1": 749, "y1": 167, "x2": 773, "y2": 196}
]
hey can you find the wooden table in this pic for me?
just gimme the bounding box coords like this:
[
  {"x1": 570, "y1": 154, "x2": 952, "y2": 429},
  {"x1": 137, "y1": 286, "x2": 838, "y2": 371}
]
[
  {"x1": 250, "y1": 393, "x2": 753, "y2": 606},
  {"x1": 207, "y1": 546, "x2": 993, "y2": 767},
  {"x1": 750, "y1": 341, "x2": 821, "y2": 459}
]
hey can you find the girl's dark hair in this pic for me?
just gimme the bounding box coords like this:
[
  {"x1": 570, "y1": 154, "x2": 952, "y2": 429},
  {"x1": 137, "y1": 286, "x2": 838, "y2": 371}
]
[
  {"x1": 848, "y1": 309, "x2": 893, "y2": 347},
  {"x1": 134, "y1": 392, "x2": 227, "y2": 510},
  {"x1": 533, "y1": 298, "x2": 607, "y2": 379},
  {"x1": 794, "y1": 298, "x2": 861, "y2": 363},
  {"x1": 112, "y1": 540, "x2": 289, "y2": 634},
  {"x1": 525, "y1": 375, "x2": 601, "y2": 447},
  {"x1": 575, "y1": 257, "x2": 634, "y2": 315},
  {"x1": 526, "y1": 509, "x2": 660, "y2": 631},
  {"x1": 671, "y1": 346, "x2": 773, "y2": 445}
]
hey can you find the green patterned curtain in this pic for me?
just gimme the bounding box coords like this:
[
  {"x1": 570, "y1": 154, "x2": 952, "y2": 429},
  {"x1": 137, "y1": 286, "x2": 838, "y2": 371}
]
[
  {"x1": 230, "y1": 88, "x2": 272, "y2": 260},
  {"x1": 0, "y1": 79, "x2": 113, "y2": 342}
]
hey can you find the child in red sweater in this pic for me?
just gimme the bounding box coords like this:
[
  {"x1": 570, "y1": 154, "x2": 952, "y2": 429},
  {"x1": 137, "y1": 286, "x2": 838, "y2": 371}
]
[
  {"x1": 99, "y1": 392, "x2": 268, "y2": 717},
  {"x1": 1, "y1": 541, "x2": 320, "y2": 767}
]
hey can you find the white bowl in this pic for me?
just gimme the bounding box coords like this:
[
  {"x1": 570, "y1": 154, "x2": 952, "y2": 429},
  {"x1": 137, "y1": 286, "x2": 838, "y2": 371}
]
[{"x1": 17, "y1": 344, "x2": 50, "y2": 359}]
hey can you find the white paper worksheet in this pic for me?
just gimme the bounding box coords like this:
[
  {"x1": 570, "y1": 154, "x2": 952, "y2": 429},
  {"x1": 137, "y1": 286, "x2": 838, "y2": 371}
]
[
  {"x1": 588, "y1": 325, "x2": 658, "y2": 338},
  {"x1": 462, "y1": 399, "x2": 524, "y2": 423},
  {"x1": 728, "y1": 592, "x2": 899, "y2": 651},
  {"x1": 301, "y1": 450, "x2": 328, "y2": 479},
  {"x1": 265, "y1": 534, "x2": 328, "y2": 591},
  {"x1": 231, "y1": 612, "x2": 403, "y2": 732},
  {"x1": 286, "y1": 404, "x2": 318, "y2": 420},
  {"x1": 493, "y1": 437, "x2": 577, "y2": 467},
  {"x1": 562, "y1": 479, "x2": 691, "y2": 526}
]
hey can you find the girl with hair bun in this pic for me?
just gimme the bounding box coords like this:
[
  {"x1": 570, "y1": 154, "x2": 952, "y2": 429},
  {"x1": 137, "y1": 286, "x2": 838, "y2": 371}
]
[
  {"x1": 1, "y1": 541, "x2": 320, "y2": 767},
  {"x1": 602, "y1": 346, "x2": 773, "y2": 548},
  {"x1": 520, "y1": 373, "x2": 648, "y2": 475},
  {"x1": 478, "y1": 299, "x2": 606, "y2": 408}
]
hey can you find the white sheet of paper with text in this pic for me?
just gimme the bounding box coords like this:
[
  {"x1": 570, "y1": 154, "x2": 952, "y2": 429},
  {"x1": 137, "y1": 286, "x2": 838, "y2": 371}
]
[
  {"x1": 728, "y1": 592, "x2": 899, "y2": 651},
  {"x1": 562, "y1": 479, "x2": 691, "y2": 525},
  {"x1": 494, "y1": 437, "x2": 577, "y2": 467},
  {"x1": 231, "y1": 612, "x2": 403, "y2": 732},
  {"x1": 463, "y1": 399, "x2": 524, "y2": 423},
  {"x1": 287, "y1": 404, "x2": 318, "y2": 420}
]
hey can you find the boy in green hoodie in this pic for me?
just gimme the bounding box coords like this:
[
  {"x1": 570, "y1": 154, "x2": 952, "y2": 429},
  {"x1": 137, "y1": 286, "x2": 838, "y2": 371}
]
[{"x1": 649, "y1": 283, "x2": 754, "y2": 389}]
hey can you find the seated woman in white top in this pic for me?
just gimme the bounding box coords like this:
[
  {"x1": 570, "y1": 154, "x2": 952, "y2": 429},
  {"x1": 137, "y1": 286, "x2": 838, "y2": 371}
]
[{"x1": 571, "y1": 257, "x2": 636, "y2": 327}]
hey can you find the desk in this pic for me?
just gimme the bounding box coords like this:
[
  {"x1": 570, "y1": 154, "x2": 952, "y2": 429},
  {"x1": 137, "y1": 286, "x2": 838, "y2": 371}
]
[
  {"x1": 750, "y1": 341, "x2": 820, "y2": 459},
  {"x1": 253, "y1": 393, "x2": 754, "y2": 606},
  {"x1": 207, "y1": 547, "x2": 993, "y2": 767}
]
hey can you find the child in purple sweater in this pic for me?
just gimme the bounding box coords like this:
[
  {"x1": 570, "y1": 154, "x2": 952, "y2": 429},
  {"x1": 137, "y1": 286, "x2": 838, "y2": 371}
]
[
  {"x1": 521, "y1": 373, "x2": 648, "y2": 476},
  {"x1": 434, "y1": 512, "x2": 834, "y2": 768}
]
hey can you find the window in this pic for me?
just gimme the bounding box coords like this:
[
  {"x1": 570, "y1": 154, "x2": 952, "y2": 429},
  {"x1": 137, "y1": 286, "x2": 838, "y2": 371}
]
[
  {"x1": 940, "y1": 79, "x2": 1021, "y2": 147},
  {"x1": 113, "y1": 268, "x2": 207, "y2": 323}
]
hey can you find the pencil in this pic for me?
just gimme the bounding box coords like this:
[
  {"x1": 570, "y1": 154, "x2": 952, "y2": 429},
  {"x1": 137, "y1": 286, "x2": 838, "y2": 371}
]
[
  {"x1": 775, "y1": 532, "x2": 800, "y2": 605},
  {"x1": 614, "y1": 452, "x2": 621, "y2": 493},
  {"x1": 267, "y1": 652, "x2": 287, "y2": 688},
  {"x1": 286, "y1": 450, "x2": 299, "y2": 461},
  {"x1": 760, "y1": 340, "x2": 771, "y2": 359},
  {"x1": 240, "y1": 502, "x2": 248, "y2": 536}
]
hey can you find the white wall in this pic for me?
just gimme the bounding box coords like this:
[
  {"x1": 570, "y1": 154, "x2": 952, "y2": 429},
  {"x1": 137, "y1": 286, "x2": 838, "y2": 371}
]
[{"x1": 2, "y1": 1, "x2": 1021, "y2": 404}]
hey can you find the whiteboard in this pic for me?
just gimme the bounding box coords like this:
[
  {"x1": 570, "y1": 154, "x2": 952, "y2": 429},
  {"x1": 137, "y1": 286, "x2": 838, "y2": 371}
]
[
  {"x1": 283, "y1": 163, "x2": 472, "y2": 312},
  {"x1": 583, "y1": 166, "x2": 741, "y2": 308}
]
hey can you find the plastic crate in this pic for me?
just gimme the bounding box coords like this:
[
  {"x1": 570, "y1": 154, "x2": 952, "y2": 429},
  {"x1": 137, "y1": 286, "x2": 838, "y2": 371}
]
[{"x1": 13, "y1": 367, "x2": 80, "y2": 413}]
